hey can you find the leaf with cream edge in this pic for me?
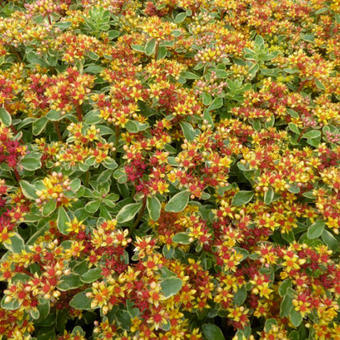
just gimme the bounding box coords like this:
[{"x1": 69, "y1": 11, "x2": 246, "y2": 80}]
[
  {"x1": 116, "y1": 202, "x2": 142, "y2": 223},
  {"x1": 165, "y1": 190, "x2": 190, "y2": 213},
  {"x1": 147, "y1": 196, "x2": 161, "y2": 221},
  {"x1": 57, "y1": 206, "x2": 71, "y2": 235}
]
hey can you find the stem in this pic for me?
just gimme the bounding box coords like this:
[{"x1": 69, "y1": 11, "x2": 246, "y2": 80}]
[
  {"x1": 131, "y1": 196, "x2": 147, "y2": 234},
  {"x1": 76, "y1": 105, "x2": 83, "y2": 121},
  {"x1": 155, "y1": 41, "x2": 160, "y2": 59},
  {"x1": 298, "y1": 80, "x2": 307, "y2": 92},
  {"x1": 53, "y1": 122, "x2": 63, "y2": 141},
  {"x1": 13, "y1": 168, "x2": 21, "y2": 182},
  {"x1": 297, "y1": 127, "x2": 307, "y2": 143},
  {"x1": 9, "y1": 46, "x2": 22, "y2": 62},
  {"x1": 113, "y1": 125, "x2": 120, "y2": 159},
  {"x1": 85, "y1": 171, "x2": 90, "y2": 186}
]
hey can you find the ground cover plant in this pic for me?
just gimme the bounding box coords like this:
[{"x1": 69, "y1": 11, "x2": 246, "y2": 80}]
[{"x1": 0, "y1": 0, "x2": 339, "y2": 339}]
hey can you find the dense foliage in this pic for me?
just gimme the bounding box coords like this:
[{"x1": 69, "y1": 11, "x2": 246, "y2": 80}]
[{"x1": 0, "y1": 0, "x2": 339, "y2": 339}]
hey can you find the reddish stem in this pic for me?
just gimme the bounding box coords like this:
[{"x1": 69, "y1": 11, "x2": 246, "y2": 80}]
[
  {"x1": 53, "y1": 122, "x2": 63, "y2": 141},
  {"x1": 155, "y1": 41, "x2": 159, "y2": 59},
  {"x1": 298, "y1": 80, "x2": 307, "y2": 92},
  {"x1": 297, "y1": 127, "x2": 307, "y2": 143},
  {"x1": 13, "y1": 168, "x2": 21, "y2": 182},
  {"x1": 76, "y1": 105, "x2": 83, "y2": 121}
]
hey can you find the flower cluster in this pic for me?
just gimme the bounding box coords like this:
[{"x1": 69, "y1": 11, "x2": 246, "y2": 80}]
[{"x1": 0, "y1": 0, "x2": 339, "y2": 339}]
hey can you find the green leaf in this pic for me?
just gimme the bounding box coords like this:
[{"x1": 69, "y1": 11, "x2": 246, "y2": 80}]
[
  {"x1": 1, "y1": 296, "x2": 20, "y2": 310},
  {"x1": 116, "y1": 202, "x2": 142, "y2": 223},
  {"x1": 46, "y1": 110, "x2": 63, "y2": 121},
  {"x1": 147, "y1": 196, "x2": 161, "y2": 221},
  {"x1": 288, "y1": 184, "x2": 300, "y2": 194},
  {"x1": 233, "y1": 286, "x2": 247, "y2": 306},
  {"x1": 315, "y1": 79, "x2": 325, "y2": 90},
  {"x1": 131, "y1": 45, "x2": 145, "y2": 53},
  {"x1": 4, "y1": 233, "x2": 25, "y2": 253},
  {"x1": 145, "y1": 39, "x2": 156, "y2": 56},
  {"x1": 302, "y1": 130, "x2": 321, "y2": 139},
  {"x1": 69, "y1": 290, "x2": 93, "y2": 310},
  {"x1": 288, "y1": 123, "x2": 300, "y2": 135},
  {"x1": 280, "y1": 294, "x2": 293, "y2": 317},
  {"x1": 21, "y1": 153, "x2": 42, "y2": 171},
  {"x1": 307, "y1": 220, "x2": 325, "y2": 239},
  {"x1": 265, "y1": 116, "x2": 275, "y2": 128},
  {"x1": 284, "y1": 68, "x2": 299, "y2": 74},
  {"x1": 55, "y1": 22, "x2": 72, "y2": 30},
  {"x1": 103, "y1": 198, "x2": 116, "y2": 208},
  {"x1": 0, "y1": 107, "x2": 12, "y2": 126},
  {"x1": 201, "y1": 92, "x2": 212, "y2": 106},
  {"x1": 72, "y1": 326, "x2": 86, "y2": 336},
  {"x1": 156, "y1": 46, "x2": 167, "y2": 59},
  {"x1": 161, "y1": 277, "x2": 182, "y2": 298},
  {"x1": 97, "y1": 169, "x2": 113, "y2": 183},
  {"x1": 37, "y1": 299, "x2": 50, "y2": 320},
  {"x1": 57, "y1": 206, "x2": 71, "y2": 235},
  {"x1": 42, "y1": 199, "x2": 57, "y2": 216},
  {"x1": 32, "y1": 117, "x2": 48, "y2": 135},
  {"x1": 231, "y1": 191, "x2": 254, "y2": 206},
  {"x1": 307, "y1": 137, "x2": 320, "y2": 147},
  {"x1": 20, "y1": 180, "x2": 38, "y2": 200},
  {"x1": 108, "y1": 30, "x2": 120, "y2": 40},
  {"x1": 180, "y1": 121, "x2": 197, "y2": 142},
  {"x1": 162, "y1": 245, "x2": 175, "y2": 259},
  {"x1": 202, "y1": 323, "x2": 225, "y2": 340},
  {"x1": 106, "y1": 193, "x2": 119, "y2": 202},
  {"x1": 159, "y1": 267, "x2": 177, "y2": 279},
  {"x1": 264, "y1": 318, "x2": 277, "y2": 332},
  {"x1": 172, "y1": 232, "x2": 191, "y2": 245},
  {"x1": 282, "y1": 230, "x2": 295, "y2": 243},
  {"x1": 116, "y1": 310, "x2": 131, "y2": 330},
  {"x1": 84, "y1": 110, "x2": 102, "y2": 124},
  {"x1": 264, "y1": 187, "x2": 274, "y2": 205},
  {"x1": 300, "y1": 33, "x2": 314, "y2": 42},
  {"x1": 57, "y1": 274, "x2": 82, "y2": 291},
  {"x1": 86, "y1": 51, "x2": 99, "y2": 60},
  {"x1": 289, "y1": 309, "x2": 303, "y2": 327},
  {"x1": 279, "y1": 279, "x2": 292, "y2": 297},
  {"x1": 207, "y1": 97, "x2": 223, "y2": 111},
  {"x1": 287, "y1": 109, "x2": 299, "y2": 118},
  {"x1": 81, "y1": 268, "x2": 102, "y2": 283},
  {"x1": 203, "y1": 109, "x2": 214, "y2": 126},
  {"x1": 73, "y1": 261, "x2": 89, "y2": 275},
  {"x1": 102, "y1": 158, "x2": 118, "y2": 170},
  {"x1": 165, "y1": 190, "x2": 190, "y2": 213},
  {"x1": 215, "y1": 69, "x2": 229, "y2": 79},
  {"x1": 321, "y1": 230, "x2": 338, "y2": 252},
  {"x1": 302, "y1": 191, "x2": 315, "y2": 199},
  {"x1": 174, "y1": 12, "x2": 187, "y2": 24},
  {"x1": 85, "y1": 200, "x2": 100, "y2": 214},
  {"x1": 125, "y1": 120, "x2": 149, "y2": 133},
  {"x1": 315, "y1": 7, "x2": 328, "y2": 15},
  {"x1": 248, "y1": 63, "x2": 259, "y2": 79},
  {"x1": 182, "y1": 71, "x2": 200, "y2": 80},
  {"x1": 84, "y1": 64, "x2": 104, "y2": 74},
  {"x1": 69, "y1": 178, "x2": 81, "y2": 192},
  {"x1": 255, "y1": 35, "x2": 265, "y2": 48},
  {"x1": 12, "y1": 273, "x2": 31, "y2": 283},
  {"x1": 26, "y1": 52, "x2": 47, "y2": 67}
]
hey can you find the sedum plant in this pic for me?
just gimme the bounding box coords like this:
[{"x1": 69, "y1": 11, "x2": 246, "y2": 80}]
[{"x1": 0, "y1": 0, "x2": 339, "y2": 339}]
